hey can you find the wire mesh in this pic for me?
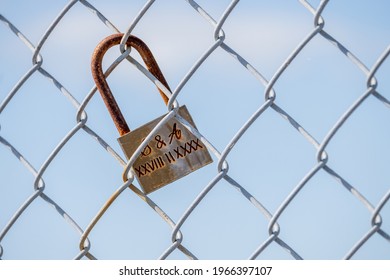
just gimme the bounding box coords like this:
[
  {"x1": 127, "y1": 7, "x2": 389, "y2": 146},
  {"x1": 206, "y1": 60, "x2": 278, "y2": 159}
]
[{"x1": 0, "y1": 0, "x2": 389, "y2": 260}]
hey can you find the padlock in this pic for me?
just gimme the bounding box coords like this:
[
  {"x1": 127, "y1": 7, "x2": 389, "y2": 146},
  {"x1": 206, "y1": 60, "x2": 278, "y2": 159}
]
[{"x1": 91, "y1": 33, "x2": 212, "y2": 194}]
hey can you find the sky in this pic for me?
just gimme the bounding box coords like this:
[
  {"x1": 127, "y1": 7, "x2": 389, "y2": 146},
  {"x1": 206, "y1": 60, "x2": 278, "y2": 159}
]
[{"x1": 0, "y1": 0, "x2": 389, "y2": 260}]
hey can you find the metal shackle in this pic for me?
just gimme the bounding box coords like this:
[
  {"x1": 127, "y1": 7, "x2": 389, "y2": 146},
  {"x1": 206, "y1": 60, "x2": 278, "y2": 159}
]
[{"x1": 91, "y1": 33, "x2": 170, "y2": 136}]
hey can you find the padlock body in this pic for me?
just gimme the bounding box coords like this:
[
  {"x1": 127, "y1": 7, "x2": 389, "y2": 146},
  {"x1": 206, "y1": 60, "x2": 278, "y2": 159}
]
[{"x1": 118, "y1": 105, "x2": 212, "y2": 194}]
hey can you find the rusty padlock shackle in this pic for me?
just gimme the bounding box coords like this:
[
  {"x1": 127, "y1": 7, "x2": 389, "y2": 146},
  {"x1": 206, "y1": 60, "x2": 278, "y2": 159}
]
[{"x1": 91, "y1": 33, "x2": 171, "y2": 136}]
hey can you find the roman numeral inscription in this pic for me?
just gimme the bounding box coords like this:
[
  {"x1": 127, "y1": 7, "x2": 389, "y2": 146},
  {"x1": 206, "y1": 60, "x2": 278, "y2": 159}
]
[
  {"x1": 165, "y1": 139, "x2": 204, "y2": 164},
  {"x1": 135, "y1": 127, "x2": 205, "y2": 178},
  {"x1": 134, "y1": 156, "x2": 165, "y2": 177}
]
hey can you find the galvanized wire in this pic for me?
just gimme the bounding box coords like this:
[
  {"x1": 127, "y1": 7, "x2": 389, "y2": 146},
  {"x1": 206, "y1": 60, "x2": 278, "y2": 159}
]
[{"x1": 0, "y1": 0, "x2": 389, "y2": 260}]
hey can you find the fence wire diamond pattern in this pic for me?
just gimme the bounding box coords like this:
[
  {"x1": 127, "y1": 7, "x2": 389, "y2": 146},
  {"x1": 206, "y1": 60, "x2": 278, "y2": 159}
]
[{"x1": 1, "y1": 0, "x2": 389, "y2": 260}]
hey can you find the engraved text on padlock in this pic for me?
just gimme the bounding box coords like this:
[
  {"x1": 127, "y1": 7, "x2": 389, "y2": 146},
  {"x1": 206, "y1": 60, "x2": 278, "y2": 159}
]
[{"x1": 118, "y1": 106, "x2": 212, "y2": 194}]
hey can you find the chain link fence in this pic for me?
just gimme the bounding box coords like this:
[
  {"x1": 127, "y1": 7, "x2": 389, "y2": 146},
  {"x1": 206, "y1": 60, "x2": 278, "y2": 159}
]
[{"x1": 1, "y1": 0, "x2": 389, "y2": 260}]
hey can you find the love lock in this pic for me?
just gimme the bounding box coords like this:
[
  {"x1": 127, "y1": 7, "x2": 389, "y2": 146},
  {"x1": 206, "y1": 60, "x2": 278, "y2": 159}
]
[{"x1": 91, "y1": 33, "x2": 212, "y2": 194}]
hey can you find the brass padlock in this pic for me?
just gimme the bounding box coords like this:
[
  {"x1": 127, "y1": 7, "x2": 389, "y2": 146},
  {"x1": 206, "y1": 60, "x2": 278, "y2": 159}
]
[{"x1": 91, "y1": 33, "x2": 212, "y2": 194}]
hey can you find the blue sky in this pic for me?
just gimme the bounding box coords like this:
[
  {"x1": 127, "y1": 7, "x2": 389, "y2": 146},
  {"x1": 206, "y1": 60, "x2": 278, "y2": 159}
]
[{"x1": 1, "y1": 0, "x2": 389, "y2": 260}]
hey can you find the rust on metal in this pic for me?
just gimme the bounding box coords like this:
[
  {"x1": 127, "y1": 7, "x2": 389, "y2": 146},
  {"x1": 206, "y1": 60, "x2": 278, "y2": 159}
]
[{"x1": 91, "y1": 33, "x2": 170, "y2": 136}]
